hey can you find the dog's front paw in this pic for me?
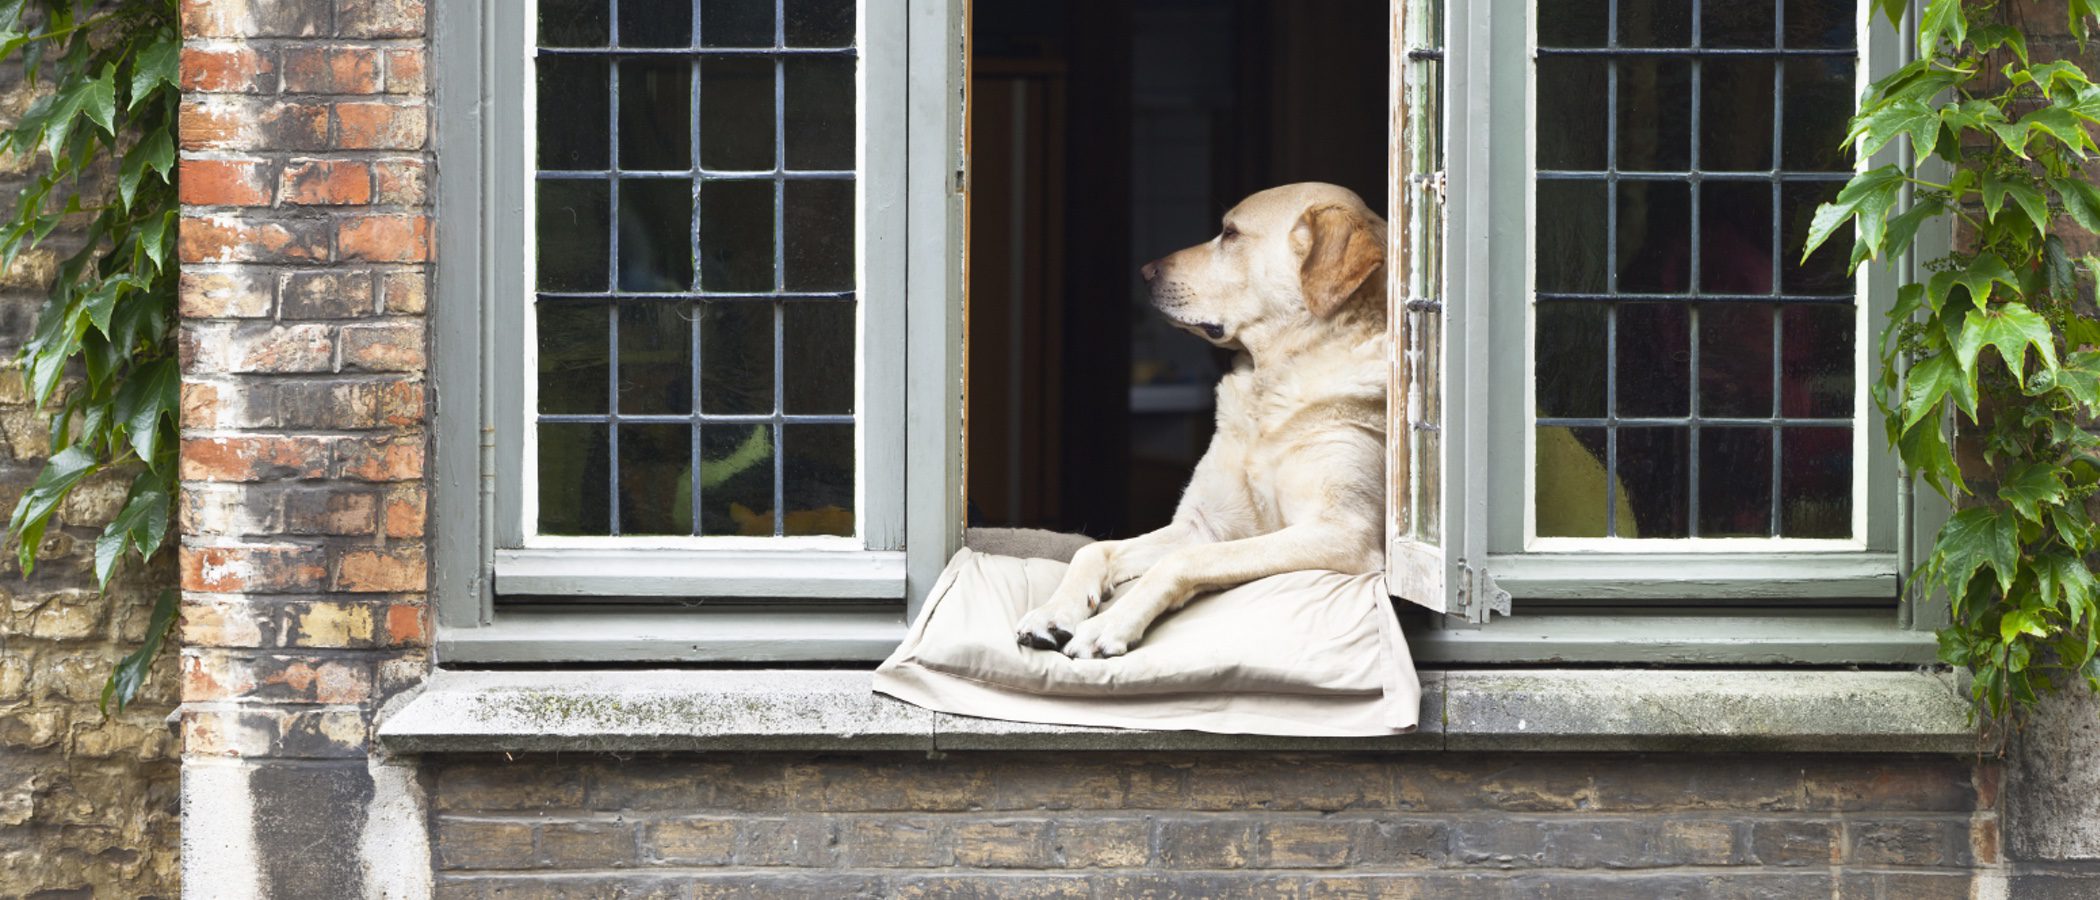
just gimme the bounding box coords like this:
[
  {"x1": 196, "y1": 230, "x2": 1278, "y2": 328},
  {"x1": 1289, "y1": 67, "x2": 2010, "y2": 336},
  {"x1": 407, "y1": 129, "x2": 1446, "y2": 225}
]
[
  {"x1": 1015, "y1": 601, "x2": 1091, "y2": 650},
  {"x1": 1062, "y1": 613, "x2": 1142, "y2": 659}
]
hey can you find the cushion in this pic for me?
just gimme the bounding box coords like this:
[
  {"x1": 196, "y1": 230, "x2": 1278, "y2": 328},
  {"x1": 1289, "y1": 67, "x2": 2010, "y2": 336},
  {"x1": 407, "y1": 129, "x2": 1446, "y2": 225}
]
[{"x1": 873, "y1": 548, "x2": 1419, "y2": 736}]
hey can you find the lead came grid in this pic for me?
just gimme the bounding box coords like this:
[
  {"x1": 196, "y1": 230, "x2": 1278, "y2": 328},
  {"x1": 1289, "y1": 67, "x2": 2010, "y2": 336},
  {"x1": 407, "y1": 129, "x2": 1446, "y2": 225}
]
[
  {"x1": 1533, "y1": 0, "x2": 1857, "y2": 539},
  {"x1": 534, "y1": 0, "x2": 859, "y2": 538}
]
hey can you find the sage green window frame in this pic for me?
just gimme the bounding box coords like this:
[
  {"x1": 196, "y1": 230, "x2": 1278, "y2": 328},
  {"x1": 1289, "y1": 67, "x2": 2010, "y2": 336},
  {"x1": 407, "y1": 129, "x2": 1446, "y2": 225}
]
[
  {"x1": 1394, "y1": 0, "x2": 1952, "y2": 664},
  {"x1": 431, "y1": 0, "x2": 965, "y2": 662}
]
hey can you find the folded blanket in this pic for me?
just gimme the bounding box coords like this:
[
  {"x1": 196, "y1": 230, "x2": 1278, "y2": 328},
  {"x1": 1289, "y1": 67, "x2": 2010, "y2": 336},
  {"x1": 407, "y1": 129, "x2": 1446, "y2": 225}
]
[{"x1": 874, "y1": 548, "x2": 1420, "y2": 736}]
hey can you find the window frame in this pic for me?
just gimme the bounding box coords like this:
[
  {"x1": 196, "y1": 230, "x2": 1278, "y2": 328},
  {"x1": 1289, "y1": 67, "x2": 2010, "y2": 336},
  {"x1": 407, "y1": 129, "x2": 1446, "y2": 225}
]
[
  {"x1": 432, "y1": 0, "x2": 965, "y2": 662},
  {"x1": 1393, "y1": 0, "x2": 1952, "y2": 662}
]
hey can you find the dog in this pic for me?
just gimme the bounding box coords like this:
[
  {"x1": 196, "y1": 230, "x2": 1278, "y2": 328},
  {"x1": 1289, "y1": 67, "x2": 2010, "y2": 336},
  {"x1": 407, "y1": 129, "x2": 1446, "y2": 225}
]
[{"x1": 1016, "y1": 182, "x2": 1390, "y2": 658}]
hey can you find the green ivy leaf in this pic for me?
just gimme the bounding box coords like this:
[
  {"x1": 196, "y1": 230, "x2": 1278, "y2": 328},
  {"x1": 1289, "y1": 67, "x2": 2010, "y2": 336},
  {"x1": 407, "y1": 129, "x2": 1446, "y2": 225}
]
[
  {"x1": 81, "y1": 62, "x2": 116, "y2": 137},
  {"x1": 1934, "y1": 507, "x2": 2021, "y2": 598},
  {"x1": 110, "y1": 357, "x2": 176, "y2": 468},
  {"x1": 2038, "y1": 553, "x2": 2099, "y2": 615},
  {"x1": 1919, "y1": 0, "x2": 1968, "y2": 58},
  {"x1": 2057, "y1": 176, "x2": 2100, "y2": 233},
  {"x1": 7, "y1": 445, "x2": 98, "y2": 574},
  {"x1": 2003, "y1": 608, "x2": 2052, "y2": 644},
  {"x1": 1855, "y1": 98, "x2": 1940, "y2": 158},
  {"x1": 100, "y1": 589, "x2": 176, "y2": 716},
  {"x1": 1956, "y1": 301, "x2": 2059, "y2": 382},
  {"x1": 1804, "y1": 165, "x2": 1904, "y2": 263},
  {"x1": 128, "y1": 35, "x2": 177, "y2": 111},
  {"x1": 1999, "y1": 462, "x2": 2069, "y2": 524},
  {"x1": 116, "y1": 128, "x2": 173, "y2": 208},
  {"x1": 93, "y1": 476, "x2": 167, "y2": 588},
  {"x1": 2006, "y1": 182, "x2": 2051, "y2": 237},
  {"x1": 1902, "y1": 352, "x2": 1979, "y2": 432}
]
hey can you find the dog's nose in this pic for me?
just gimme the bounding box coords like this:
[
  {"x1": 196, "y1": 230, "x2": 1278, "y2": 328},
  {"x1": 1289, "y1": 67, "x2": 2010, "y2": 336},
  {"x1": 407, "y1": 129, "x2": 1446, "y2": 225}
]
[{"x1": 1140, "y1": 260, "x2": 1160, "y2": 283}]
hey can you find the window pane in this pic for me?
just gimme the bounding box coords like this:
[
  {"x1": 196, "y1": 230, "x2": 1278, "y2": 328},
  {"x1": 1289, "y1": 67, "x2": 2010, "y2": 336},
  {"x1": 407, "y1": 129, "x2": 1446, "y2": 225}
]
[
  {"x1": 1699, "y1": 59, "x2": 1774, "y2": 171},
  {"x1": 1784, "y1": 0, "x2": 1856, "y2": 49},
  {"x1": 1703, "y1": 0, "x2": 1774, "y2": 48},
  {"x1": 1616, "y1": 181, "x2": 1690, "y2": 292},
  {"x1": 1781, "y1": 427, "x2": 1852, "y2": 537},
  {"x1": 1618, "y1": 427, "x2": 1690, "y2": 538},
  {"x1": 1782, "y1": 180, "x2": 1851, "y2": 294},
  {"x1": 1699, "y1": 427, "x2": 1773, "y2": 537},
  {"x1": 1699, "y1": 180, "x2": 1774, "y2": 294},
  {"x1": 1537, "y1": 57, "x2": 1608, "y2": 171},
  {"x1": 1697, "y1": 303, "x2": 1774, "y2": 417},
  {"x1": 533, "y1": 0, "x2": 862, "y2": 542},
  {"x1": 1615, "y1": 302, "x2": 1690, "y2": 417},
  {"x1": 1618, "y1": 0, "x2": 1691, "y2": 48},
  {"x1": 1782, "y1": 58, "x2": 1857, "y2": 171},
  {"x1": 1537, "y1": 180, "x2": 1608, "y2": 293},
  {"x1": 1781, "y1": 304, "x2": 1854, "y2": 418},
  {"x1": 1536, "y1": 426, "x2": 1612, "y2": 538},
  {"x1": 1538, "y1": 0, "x2": 1608, "y2": 47},
  {"x1": 1536, "y1": 302, "x2": 1608, "y2": 419},
  {"x1": 1616, "y1": 58, "x2": 1692, "y2": 171}
]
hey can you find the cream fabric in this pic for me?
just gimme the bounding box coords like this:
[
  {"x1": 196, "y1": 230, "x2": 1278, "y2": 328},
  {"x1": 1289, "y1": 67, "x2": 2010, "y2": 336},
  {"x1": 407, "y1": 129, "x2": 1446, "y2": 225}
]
[{"x1": 873, "y1": 548, "x2": 1420, "y2": 736}]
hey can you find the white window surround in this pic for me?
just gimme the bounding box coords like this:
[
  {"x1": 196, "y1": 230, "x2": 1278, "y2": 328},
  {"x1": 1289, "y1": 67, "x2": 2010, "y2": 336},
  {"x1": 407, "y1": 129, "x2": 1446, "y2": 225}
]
[{"x1": 1388, "y1": 0, "x2": 1953, "y2": 648}]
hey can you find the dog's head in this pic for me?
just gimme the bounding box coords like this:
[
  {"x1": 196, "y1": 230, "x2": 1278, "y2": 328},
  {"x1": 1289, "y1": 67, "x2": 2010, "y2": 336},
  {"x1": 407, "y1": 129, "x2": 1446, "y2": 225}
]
[{"x1": 1141, "y1": 183, "x2": 1387, "y2": 349}]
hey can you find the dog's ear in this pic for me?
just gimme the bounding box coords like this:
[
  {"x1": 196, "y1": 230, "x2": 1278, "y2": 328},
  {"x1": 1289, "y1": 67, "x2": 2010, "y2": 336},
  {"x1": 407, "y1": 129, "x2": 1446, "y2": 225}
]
[{"x1": 1294, "y1": 204, "x2": 1386, "y2": 318}]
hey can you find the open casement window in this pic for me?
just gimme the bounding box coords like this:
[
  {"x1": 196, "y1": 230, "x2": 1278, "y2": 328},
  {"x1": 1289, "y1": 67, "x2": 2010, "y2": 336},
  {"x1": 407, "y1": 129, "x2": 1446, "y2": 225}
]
[
  {"x1": 1386, "y1": 0, "x2": 1953, "y2": 660},
  {"x1": 433, "y1": 0, "x2": 965, "y2": 661}
]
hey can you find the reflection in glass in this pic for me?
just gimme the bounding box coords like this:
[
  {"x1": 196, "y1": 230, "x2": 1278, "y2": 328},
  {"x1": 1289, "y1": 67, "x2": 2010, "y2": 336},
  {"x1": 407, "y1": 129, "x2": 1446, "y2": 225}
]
[
  {"x1": 1699, "y1": 427, "x2": 1773, "y2": 536},
  {"x1": 618, "y1": 180, "x2": 695, "y2": 292},
  {"x1": 784, "y1": 179, "x2": 854, "y2": 290},
  {"x1": 539, "y1": 0, "x2": 608, "y2": 47},
  {"x1": 619, "y1": 60, "x2": 691, "y2": 171},
  {"x1": 698, "y1": 179, "x2": 775, "y2": 292},
  {"x1": 1699, "y1": 60, "x2": 1774, "y2": 171},
  {"x1": 1535, "y1": 303, "x2": 1608, "y2": 418},
  {"x1": 1536, "y1": 427, "x2": 1612, "y2": 538},
  {"x1": 1537, "y1": 58, "x2": 1608, "y2": 171},
  {"x1": 1782, "y1": 427, "x2": 1852, "y2": 537},
  {"x1": 1616, "y1": 58, "x2": 1692, "y2": 171},
  {"x1": 1781, "y1": 304, "x2": 1855, "y2": 418},
  {"x1": 700, "y1": 302, "x2": 775, "y2": 414},
  {"x1": 700, "y1": 59, "x2": 775, "y2": 171},
  {"x1": 782, "y1": 425, "x2": 856, "y2": 536},
  {"x1": 539, "y1": 424, "x2": 610, "y2": 535},
  {"x1": 1616, "y1": 182, "x2": 1690, "y2": 293},
  {"x1": 1703, "y1": 0, "x2": 1774, "y2": 48},
  {"x1": 537, "y1": 181, "x2": 610, "y2": 292},
  {"x1": 619, "y1": 424, "x2": 690, "y2": 534},
  {"x1": 617, "y1": 0, "x2": 692, "y2": 48},
  {"x1": 538, "y1": 302, "x2": 609, "y2": 414},
  {"x1": 1615, "y1": 303, "x2": 1690, "y2": 417},
  {"x1": 701, "y1": 0, "x2": 775, "y2": 48},
  {"x1": 1537, "y1": 180, "x2": 1608, "y2": 293},
  {"x1": 699, "y1": 424, "x2": 777, "y2": 535},
  {"x1": 618, "y1": 302, "x2": 692, "y2": 415},
  {"x1": 784, "y1": 302, "x2": 856, "y2": 414},
  {"x1": 786, "y1": 0, "x2": 856, "y2": 47},
  {"x1": 1697, "y1": 303, "x2": 1774, "y2": 417},
  {"x1": 1618, "y1": 427, "x2": 1690, "y2": 537},
  {"x1": 1699, "y1": 180, "x2": 1774, "y2": 294},
  {"x1": 537, "y1": 58, "x2": 608, "y2": 170},
  {"x1": 784, "y1": 58, "x2": 856, "y2": 171}
]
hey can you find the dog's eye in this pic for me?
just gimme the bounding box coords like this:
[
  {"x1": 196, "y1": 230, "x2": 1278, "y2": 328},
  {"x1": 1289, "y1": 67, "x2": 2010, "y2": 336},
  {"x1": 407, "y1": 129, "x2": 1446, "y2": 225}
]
[{"x1": 1220, "y1": 225, "x2": 1239, "y2": 241}]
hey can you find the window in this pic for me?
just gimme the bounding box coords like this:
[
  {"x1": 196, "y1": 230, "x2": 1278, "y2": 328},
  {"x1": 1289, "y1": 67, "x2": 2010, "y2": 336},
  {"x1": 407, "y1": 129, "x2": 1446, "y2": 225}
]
[
  {"x1": 432, "y1": 0, "x2": 963, "y2": 661},
  {"x1": 1389, "y1": 0, "x2": 1948, "y2": 662}
]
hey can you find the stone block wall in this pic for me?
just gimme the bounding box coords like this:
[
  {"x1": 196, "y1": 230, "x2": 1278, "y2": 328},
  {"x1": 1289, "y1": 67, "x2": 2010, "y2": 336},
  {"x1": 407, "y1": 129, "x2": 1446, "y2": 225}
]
[
  {"x1": 427, "y1": 752, "x2": 2001, "y2": 898},
  {"x1": 0, "y1": 41, "x2": 182, "y2": 900}
]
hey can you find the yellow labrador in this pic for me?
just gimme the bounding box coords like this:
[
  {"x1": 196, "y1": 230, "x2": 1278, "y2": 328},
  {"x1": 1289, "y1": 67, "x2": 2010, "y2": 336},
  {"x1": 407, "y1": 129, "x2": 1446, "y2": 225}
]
[{"x1": 1017, "y1": 182, "x2": 1389, "y2": 658}]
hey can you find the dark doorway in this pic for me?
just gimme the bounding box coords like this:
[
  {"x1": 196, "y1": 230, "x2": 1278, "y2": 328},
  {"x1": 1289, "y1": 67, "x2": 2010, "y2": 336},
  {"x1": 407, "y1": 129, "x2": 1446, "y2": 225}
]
[{"x1": 968, "y1": 0, "x2": 1389, "y2": 538}]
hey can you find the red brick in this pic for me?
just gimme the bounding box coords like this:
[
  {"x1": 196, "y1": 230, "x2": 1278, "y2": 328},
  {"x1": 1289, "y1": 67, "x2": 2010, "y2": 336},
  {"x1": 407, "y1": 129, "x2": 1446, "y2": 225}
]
[
  {"x1": 336, "y1": 547, "x2": 428, "y2": 593},
  {"x1": 337, "y1": 0, "x2": 426, "y2": 39},
  {"x1": 180, "y1": 544, "x2": 330, "y2": 593},
  {"x1": 372, "y1": 158, "x2": 426, "y2": 206},
  {"x1": 182, "y1": 323, "x2": 336, "y2": 374},
  {"x1": 383, "y1": 485, "x2": 425, "y2": 538},
  {"x1": 385, "y1": 603, "x2": 427, "y2": 645},
  {"x1": 338, "y1": 215, "x2": 429, "y2": 262},
  {"x1": 182, "y1": 0, "x2": 330, "y2": 38},
  {"x1": 280, "y1": 160, "x2": 373, "y2": 206},
  {"x1": 282, "y1": 46, "x2": 381, "y2": 94},
  {"x1": 384, "y1": 49, "x2": 426, "y2": 95},
  {"x1": 283, "y1": 489, "x2": 379, "y2": 535},
  {"x1": 180, "y1": 158, "x2": 274, "y2": 207},
  {"x1": 272, "y1": 379, "x2": 423, "y2": 430},
  {"x1": 180, "y1": 46, "x2": 276, "y2": 93},
  {"x1": 341, "y1": 321, "x2": 426, "y2": 371},
  {"x1": 334, "y1": 434, "x2": 424, "y2": 482},
  {"x1": 379, "y1": 271, "x2": 427, "y2": 314},
  {"x1": 179, "y1": 269, "x2": 274, "y2": 318},
  {"x1": 334, "y1": 101, "x2": 427, "y2": 150},
  {"x1": 179, "y1": 215, "x2": 329, "y2": 264},
  {"x1": 180, "y1": 99, "x2": 330, "y2": 151},
  {"x1": 280, "y1": 271, "x2": 376, "y2": 318},
  {"x1": 181, "y1": 436, "x2": 332, "y2": 482}
]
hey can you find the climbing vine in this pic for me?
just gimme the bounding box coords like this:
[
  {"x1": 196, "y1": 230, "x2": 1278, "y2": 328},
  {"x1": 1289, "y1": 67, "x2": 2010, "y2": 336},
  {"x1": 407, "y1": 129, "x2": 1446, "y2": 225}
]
[
  {"x1": 0, "y1": 0, "x2": 179, "y2": 713},
  {"x1": 1811, "y1": 0, "x2": 2100, "y2": 727}
]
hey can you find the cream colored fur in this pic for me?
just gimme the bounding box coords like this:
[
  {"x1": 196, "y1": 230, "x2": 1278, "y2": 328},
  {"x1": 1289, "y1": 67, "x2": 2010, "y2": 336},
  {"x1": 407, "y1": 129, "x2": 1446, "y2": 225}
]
[{"x1": 1016, "y1": 183, "x2": 1390, "y2": 658}]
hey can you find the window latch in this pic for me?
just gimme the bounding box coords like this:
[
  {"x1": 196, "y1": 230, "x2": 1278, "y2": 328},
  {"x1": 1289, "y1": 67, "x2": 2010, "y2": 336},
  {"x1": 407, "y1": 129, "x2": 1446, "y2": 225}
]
[{"x1": 1456, "y1": 562, "x2": 1511, "y2": 624}]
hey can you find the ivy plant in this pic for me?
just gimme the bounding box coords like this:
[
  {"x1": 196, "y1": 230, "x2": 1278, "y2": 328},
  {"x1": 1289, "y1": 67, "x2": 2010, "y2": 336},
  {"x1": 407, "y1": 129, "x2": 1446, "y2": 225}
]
[
  {"x1": 1808, "y1": 0, "x2": 2100, "y2": 727},
  {"x1": 0, "y1": 0, "x2": 179, "y2": 713}
]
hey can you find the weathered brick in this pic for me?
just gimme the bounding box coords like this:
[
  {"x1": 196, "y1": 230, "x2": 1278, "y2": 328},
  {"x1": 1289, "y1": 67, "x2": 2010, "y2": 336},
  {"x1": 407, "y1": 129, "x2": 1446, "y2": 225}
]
[
  {"x1": 646, "y1": 818, "x2": 736, "y2": 865},
  {"x1": 179, "y1": 98, "x2": 331, "y2": 151},
  {"x1": 279, "y1": 159, "x2": 373, "y2": 206},
  {"x1": 541, "y1": 822, "x2": 637, "y2": 868},
  {"x1": 1157, "y1": 818, "x2": 1258, "y2": 869},
  {"x1": 334, "y1": 546, "x2": 427, "y2": 593},
  {"x1": 183, "y1": 323, "x2": 335, "y2": 374},
  {"x1": 379, "y1": 270, "x2": 427, "y2": 313},
  {"x1": 951, "y1": 820, "x2": 1056, "y2": 868},
  {"x1": 437, "y1": 819, "x2": 535, "y2": 870},
  {"x1": 180, "y1": 705, "x2": 367, "y2": 759},
  {"x1": 891, "y1": 875, "x2": 1091, "y2": 900},
  {"x1": 180, "y1": 158, "x2": 274, "y2": 207},
  {"x1": 333, "y1": 433, "x2": 424, "y2": 481},
  {"x1": 340, "y1": 321, "x2": 426, "y2": 371},
  {"x1": 1186, "y1": 758, "x2": 1391, "y2": 812},
  {"x1": 384, "y1": 49, "x2": 427, "y2": 95},
  {"x1": 1355, "y1": 818, "x2": 1450, "y2": 869},
  {"x1": 337, "y1": 0, "x2": 426, "y2": 38},
  {"x1": 437, "y1": 764, "x2": 586, "y2": 812},
  {"x1": 383, "y1": 484, "x2": 427, "y2": 538},
  {"x1": 182, "y1": 0, "x2": 330, "y2": 38},
  {"x1": 1259, "y1": 819, "x2": 1355, "y2": 868},
  {"x1": 179, "y1": 269, "x2": 274, "y2": 318},
  {"x1": 181, "y1": 435, "x2": 331, "y2": 482},
  {"x1": 274, "y1": 378, "x2": 422, "y2": 429},
  {"x1": 838, "y1": 818, "x2": 948, "y2": 868},
  {"x1": 283, "y1": 488, "x2": 378, "y2": 535},
  {"x1": 179, "y1": 215, "x2": 330, "y2": 264},
  {"x1": 1803, "y1": 758, "x2": 1978, "y2": 812},
  {"x1": 281, "y1": 46, "x2": 381, "y2": 94},
  {"x1": 1847, "y1": 817, "x2": 1973, "y2": 867},
  {"x1": 280, "y1": 271, "x2": 376, "y2": 318},
  {"x1": 180, "y1": 544, "x2": 329, "y2": 592},
  {"x1": 1053, "y1": 818, "x2": 1151, "y2": 868},
  {"x1": 338, "y1": 214, "x2": 430, "y2": 262},
  {"x1": 180, "y1": 46, "x2": 277, "y2": 93},
  {"x1": 373, "y1": 158, "x2": 427, "y2": 206},
  {"x1": 1750, "y1": 819, "x2": 1838, "y2": 866},
  {"x1": 334, "y1": 101, "x2": 427, "y2": 150}
]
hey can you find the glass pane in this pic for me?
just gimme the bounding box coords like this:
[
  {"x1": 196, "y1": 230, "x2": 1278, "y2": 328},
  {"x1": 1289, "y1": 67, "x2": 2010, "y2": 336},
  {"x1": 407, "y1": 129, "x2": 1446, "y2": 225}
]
[
  {"x1": 1703, "y1": 0, "x2": 1774, "y2": 48},
  {"x1": 782, "y1": 425, "x2": 856, "y2": 536},
  {"x1": 1535, "y1": 302, "x2": 1608, "y2": 418},
  {"x1": 1782, "y1": 58, "x2": 1857, "y2": 171},
  {"x1": 619, "y1": 424, "x2": 690, "y2": 534},
  {"x1": 783, "y1": 179, "x2": 853, "y2": 291},
  {"x1": 619, "y1": 60, "x2": 692, "y2": 171},
  {"x1": 538, "y1": 303, "x2": 609, "y2": 414},
  {"x1": 537, "y1": 181, "x2": 610, "y2": 292},
  {"x1": 1699, "y1": 427, "x2": 1773, "y2": 537},
  {"x1": 701, "y1": 0, "x2": 776, "y2": 48},
  {"x1": 619, "y1": 179, "x2": 695, "y2": 292},
  {"x1": 1699, "y1": 59, "x2": 1775, "y2": 171},
  {"x1": 1784, "y1": 0, "x2": 1857, "y2": 49},
  {"x1": 539, "y1": 0, "x2": 608, "y2": 47},
  {"x1": 785, "y1": 0, "x2": 856, "y2": 47},
  {"x1": 1697, "y1": 303, "x2": 1775, "y2": 417},
  {"x1": 698, "y1": 179, "x2": 776, "y2": 291},
  {"x1": 619, "y1": 302, "x2": 692, "y2": 414},
  {"x1": 1537, "y1": 58, "x2": 1609, "y2": 171},
  {"x1": 1619, "y1": 0, "x2": 1692, "y2": 47},
  {"x1": 617, "y1": 0, "x2": 693, "y2": 48},
  {"x1": 1617, "y1": 58, "x2": 1692, "y2": 172},
  {"x1": 1781, "y1": 180, "x2": 1851, "y2": 294},
  {"x1": 783, "y1": 302, "x2": 856, "y2": 414},
  {"x1": 700, "y1": 58, "x2": 775, "y2": 171},
  {"x1": 784, "y1": 57, "x2": 856, "y2": 171},
  {"x1": 699, "y1": 424, "x2": 777, "y2": 535},
  {"x1": 1536, "y1": 426, "x2": 1611, "y2": 538},
  {"x1": 1616, "y1": 181, "x2": 1691, "y2": 293},
  {"x1": 1616, "y1": 302, "x2": 1690, "y2": 417},
  {"x1": 700, "y1": 301, "x2": 775, "y2": 414},
  {"x1": 1618, "y1": 427, "x2": 1690, "y2": 538},
  {"x1": 539, "y1": 424, "x2": 610, "y2": 535},
  {"x1": 1538, "y1": 0, "x2": 1608, "y2": 47},
  {"x1": 1537, "y1": 180, "x2": 1609, "y2": 293},
  {"x1": 1781, "y1": 304, "x2": 1855, "y2": 418},
  {"x1": 538, "y1": 58, "x2": 609, "y2": 170},
  {"x1": 1416, "y1": 308, "x2": 1444, "y2": 544},
  {"x1": 1699, "y1": 180, "x2": 1774, "y2": 294},
  {"x1": 1781, "y1": 426, "x2": 1852, "y2": 537}
]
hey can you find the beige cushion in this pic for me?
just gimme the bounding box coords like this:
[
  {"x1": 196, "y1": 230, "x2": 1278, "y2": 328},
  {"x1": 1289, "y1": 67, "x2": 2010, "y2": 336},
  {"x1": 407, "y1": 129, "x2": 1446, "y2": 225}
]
[{"x1": 874, "y1": 548, "x2": 1419, "y2": 736}]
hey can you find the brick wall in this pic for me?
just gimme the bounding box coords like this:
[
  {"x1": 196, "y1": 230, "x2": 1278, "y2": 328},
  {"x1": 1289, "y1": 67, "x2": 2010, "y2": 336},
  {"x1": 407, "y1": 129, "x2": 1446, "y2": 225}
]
[
  {"x1": 428, "y1": 752, "x2": 1999, "y2": 898},
  {"x1": 176, "y1": 0, "x2": 432, "y2": 891},
  {"x1": 0, "y1": 44, "x2": 182, "y2": 900}
]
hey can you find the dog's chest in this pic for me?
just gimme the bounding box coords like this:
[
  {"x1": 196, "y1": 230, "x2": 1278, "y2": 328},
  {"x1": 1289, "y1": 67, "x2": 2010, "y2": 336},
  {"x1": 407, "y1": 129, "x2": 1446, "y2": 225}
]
[{"x1": 1206, "y1": 367, "x2": 1376, "y2": 529}]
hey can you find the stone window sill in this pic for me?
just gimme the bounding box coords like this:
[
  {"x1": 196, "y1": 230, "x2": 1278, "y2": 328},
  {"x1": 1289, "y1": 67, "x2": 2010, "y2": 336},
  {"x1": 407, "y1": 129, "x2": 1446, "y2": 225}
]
[{"x1": 374, "y1": 668, "x2": 1978, "y2": 754}]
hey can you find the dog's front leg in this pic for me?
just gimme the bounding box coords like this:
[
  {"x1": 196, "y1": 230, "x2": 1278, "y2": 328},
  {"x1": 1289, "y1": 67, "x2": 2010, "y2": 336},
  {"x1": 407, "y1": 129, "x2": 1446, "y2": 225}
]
[
  {"x1": 1063, "y1": 522, "x2": 1372, "y2": 659},
  {"x1": 1015, "y1": 522, "x2": 1200, "y2": 650}
]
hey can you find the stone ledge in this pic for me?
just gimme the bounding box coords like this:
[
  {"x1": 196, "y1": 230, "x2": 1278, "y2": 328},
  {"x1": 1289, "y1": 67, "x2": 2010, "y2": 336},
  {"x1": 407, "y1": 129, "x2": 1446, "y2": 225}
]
[{"x1": 375, "y1": 668, "x2": 1979, "y2": 755}]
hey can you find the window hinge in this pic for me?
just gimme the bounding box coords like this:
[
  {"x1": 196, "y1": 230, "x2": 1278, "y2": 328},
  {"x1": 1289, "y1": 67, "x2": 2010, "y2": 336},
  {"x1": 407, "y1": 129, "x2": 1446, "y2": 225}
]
[{"x1": 1456, "y1": 562, "x2": 1511, "y2": 624}]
